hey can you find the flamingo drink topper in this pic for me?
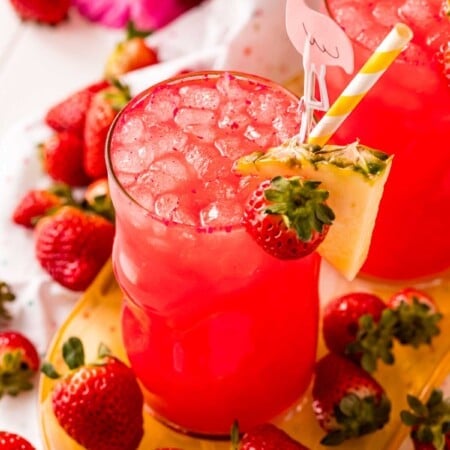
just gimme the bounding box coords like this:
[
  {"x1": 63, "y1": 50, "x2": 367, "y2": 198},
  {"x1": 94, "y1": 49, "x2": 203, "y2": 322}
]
[{"x1": 285, "y1": 0, "x2": 354, "y2": 142}]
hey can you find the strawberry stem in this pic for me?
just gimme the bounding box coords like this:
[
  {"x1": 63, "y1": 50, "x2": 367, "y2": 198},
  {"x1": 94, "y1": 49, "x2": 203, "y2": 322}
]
[
  {"x1": 0, "y1": 350, "x2": 36, "y2": 397},
  {"x1": 264, "y1": 176, "x2": 334, "y2": 242},
  {"x1": 321, "y1": 393, "x2": 391, "y2": 445},
  {"x1": 400, "y1": 389, "x2": 450, "y2": 450},
  {"x1": 230, "y1": 420, "x2": 240, "y2": 450},
  {"x1": 392, "y1": 298, "x2": 442, "y2": 347},
  {"x1": 346, "y1": 309, "x2": 397, "y2": 373},
  {"x1": 0, "y1": 281, "x2": 15, "y2": 322},
  {"x1": 62, "y1": 337, "x2": 85, "y2": 370}
]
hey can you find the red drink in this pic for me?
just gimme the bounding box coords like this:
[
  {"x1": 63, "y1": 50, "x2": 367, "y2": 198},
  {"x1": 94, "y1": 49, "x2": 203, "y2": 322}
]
[
  {"x1": 324, "y1": 0, "x2": 450, "y2": 280},
  {"x1": 107, "y1": 72, "x2": 320, "y2": 435}
]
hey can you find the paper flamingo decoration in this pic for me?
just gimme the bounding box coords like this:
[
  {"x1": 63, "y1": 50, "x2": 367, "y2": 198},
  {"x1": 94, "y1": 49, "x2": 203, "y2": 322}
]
[{"x1": 285, "y1": 0, "x2": 354, "y2": 142}]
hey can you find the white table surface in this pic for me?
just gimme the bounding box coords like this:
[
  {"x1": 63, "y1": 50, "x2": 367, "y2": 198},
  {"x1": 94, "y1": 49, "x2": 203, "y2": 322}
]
[{"x1": 0, "y1": 4, "x2": 122, "y2": 447}]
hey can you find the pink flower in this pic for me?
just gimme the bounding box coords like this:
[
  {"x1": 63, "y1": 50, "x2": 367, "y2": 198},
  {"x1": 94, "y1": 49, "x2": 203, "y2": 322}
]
[{"x1": 72, "y1": 0, "x2": 203, "y2": 30}]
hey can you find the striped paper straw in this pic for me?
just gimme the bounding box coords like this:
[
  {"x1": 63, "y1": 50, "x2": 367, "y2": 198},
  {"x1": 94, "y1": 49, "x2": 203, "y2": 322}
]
[{"x1": 308, "y1": 23, "x2": 413, "y2": 146}]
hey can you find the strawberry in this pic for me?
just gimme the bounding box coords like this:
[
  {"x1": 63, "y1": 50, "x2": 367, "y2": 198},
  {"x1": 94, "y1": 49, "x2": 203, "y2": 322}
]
[
  {"x1": 82, "y1": 178, "x2": 115, "y2": 222},
  {"x1": 242, "y1": 176, "x2": 334, "y2": 260},
  {"x1": 237, "y1": 423, "x2": 309, "y2": 449},
  {"x1": 400, "y1": 389, "x2": 450, "y2": 450},
  {"x1": 322, "y1": 292, "x2": 396, "y2": 373},
  {"x1": 387, "y1": 288, "x2": 443, "y2": 348},
  {"x1": 0, "y1": 431, "x2": 35, "y2": 450},
  {"x1": 35, "y1": 206, "x2": 115, "y2": 291},
  {"x1": 40, "y1": 131, "x2": 90, "y2": 187},
  {"x1": 0, "y1": 331, "x2": 39, "y2": 398},
  {"x1": 45, "y1": 80, "x2": 109, "y2": 136},
  {"x1": 105, "y1": 23, "x2": 158, "y2": 80},
  {"x1": 12, "y1": 184, "x2": 73, "y2": 228},
  {"x1": 83, "y1": 83, "x2": 130, "y2": 180},
  {"x1": 8, "y1": 0, "x2": 70, "y2": 25},
  {"x1": 0, "y1": 282, "x2": 15, "y2": 323},
  {"x1": 312, "y1": 352, "x2": 391, "y2": 446},
  {"x1": 42, "y1": 337, "x2": 144, "y2": 450}
]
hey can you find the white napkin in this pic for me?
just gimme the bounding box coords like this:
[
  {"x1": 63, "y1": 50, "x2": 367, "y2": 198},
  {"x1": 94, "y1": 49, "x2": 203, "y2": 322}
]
[{"x1": 121, "y1": 0, "x2": 301, "y2": 96}]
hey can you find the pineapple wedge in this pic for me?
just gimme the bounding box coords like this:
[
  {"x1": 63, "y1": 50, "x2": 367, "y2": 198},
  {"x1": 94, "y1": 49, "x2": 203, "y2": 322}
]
[{"x1": 234, "y1": 138, "x2": 393, "y2": 280}]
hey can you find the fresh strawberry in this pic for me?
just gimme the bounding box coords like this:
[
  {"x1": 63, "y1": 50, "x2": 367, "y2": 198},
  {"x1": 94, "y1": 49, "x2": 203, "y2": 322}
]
[
  {"x1": 83, "y1": 178, "x2": 115, "y2": 222},
  {"x1": 83, "y1": 83, "x2": 130, "y2": 180},
  {"x1": 400, "y1": 389, "x2": 450, "y2": 450},
  {"x1": 35, "y1": 206, "x2": 115, "y2": 291},
  {"x1": 0, "y1": 431, "x2": 35, "y2": 450},
  {"x1": 312, "y1": 352, "x2": 391, "y2": 446},
  {"x1": 45, "y1": 80, "x2": 109, "y2": 135},
  {"x1": 104, "y1": 23, "x2": 158, "y2": 80},
  {"x1": 8, "y1": 0, "x2": 70, "y2": 25},
  {"x1": 0, "y1": 331, "x2": 39, "y2": 397},
  {"x1": 242, "y1": 176, "x2": 334, "y2": 260},
  {"x1": 12, "y1": 184, "x2": 73, "y2": 228},
  {"x1": 237, "y1": 423, "x2": 309, "y2": 449},
  {"x1": 42, "y1": 337, "x2": 144, "y2": 450},
  {"x1": 40, "y1": 131, "x2": 90, "y2": 187},
  {"x1": 0, "y1": 282, "x2": 15, "y2": 323},
  {"x1": 387, "y1": 288, "x2": 443, "y2": 348},
  {"x1": 322, "y1": 292, "x2": 396, "y2": 373}
]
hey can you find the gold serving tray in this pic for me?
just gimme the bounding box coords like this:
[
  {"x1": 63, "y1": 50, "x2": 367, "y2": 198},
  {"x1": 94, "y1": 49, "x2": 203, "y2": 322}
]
[{"x1": 38, "y1": 260, "x2": 450, "y2": 450}]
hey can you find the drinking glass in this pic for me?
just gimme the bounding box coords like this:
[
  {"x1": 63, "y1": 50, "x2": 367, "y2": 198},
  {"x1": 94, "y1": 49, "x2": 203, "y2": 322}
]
[
  {"x1": 323, "y1": 0, "x2": 450, "y2": 280},
  {"x1": 106, "y1": 71, "x2": 320, "y2": 436}
]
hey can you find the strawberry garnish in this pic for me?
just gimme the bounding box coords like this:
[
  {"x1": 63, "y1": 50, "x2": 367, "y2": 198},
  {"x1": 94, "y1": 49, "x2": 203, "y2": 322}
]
[
  {"x1": 323, "y1": 292, "x2": 396, "y2": 373},
  {"x1": 9, "y1": 0, "x2": 70, "y2": 25},
  {"x1": 0, "y1": 431, "x2": 35, "y2": 450},
  {"x1": 242, "y1": 176, "x2": 334, "y2": 259},
  {"x1": 312, "y1": 353, "x2": 391, "y2": 445},
  {"x1": 0, "y1": 282, "x2": 15, "y2": 323},
  {"x1": 12, "y1": 184, "x2": 73, "y2": 228},
  {"x1": 45, "y1": 80, "x2": 110, "y2": 136},
  {"x1": 35, "y1": 206, "x2": 115, "y2": 291},
  {"x1": 40, "y1": 131, "x2": 90, "y2": 187},
  {"x1": 387, "y1": 288, "x2": 443, "y2": 348},
  {"x1": 42, "y1": 337, "x2": 144, "y2": 450},
  {"x1": 104, "y1": 22, "x2": 158, "y2": 80},
  {"x1": 400, "y1": 389, "x2": 450, "y2": 450},
  {"x1": 236, "y1": 423, "x2": 309, "y2": 449},
  {"x1": 0, "y1": 331, "x2": 39, "y2": 398},
  {"x1": 83, "y1": 82, "x2": 131, "y2": 180}
]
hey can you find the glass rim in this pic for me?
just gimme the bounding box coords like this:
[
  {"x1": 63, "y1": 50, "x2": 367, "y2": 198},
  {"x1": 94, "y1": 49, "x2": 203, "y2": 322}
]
[{"x1": 105, "y1": 70, "x2": 299, "y2": 232}]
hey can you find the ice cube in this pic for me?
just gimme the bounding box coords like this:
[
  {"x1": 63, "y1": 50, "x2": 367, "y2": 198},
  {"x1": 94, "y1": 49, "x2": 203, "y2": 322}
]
[
  {"x1": 218, "y1": 101, "x2": 251, "y2": 130},
  {"x1": 184, "y1": 124, "x2": 216, "y2": 142},
  {"x1": 174, "y1": 108, "x2": 216, "y2": 128},
  {"x1": 154, "y1": 193, "x2": 179, "y2": 220},
  {"x1": 372, "y1": 1, "x2": 400, "y2": 27},
  {"x1": 145, "y1": 124, "x2": 188, "y2": 160},
  {"x1": 184, "y1": 143, "x2": 228, "y2": 181},
  {"x1": 216, "y1": 73, "x2": 248, "y2": 101},
  {"x1": 214, "y1": 136, "x2": 244, "y2": 160},
  {"x1": 199, "y1": 200, "x2": 243, "y2": 228},
  {"x1": 127, "y1": 183, "x2": 155, "y2": 211},
  {"x1": 114, "y1": 116, "x2": 146, "y2": 145},
  {"x1": 112, "y1": 144, "x2": 148, "y2": 175},
  {"x1": 179, "y1": 86, "x2": 220, "y2": 110},
  {"x1": 152, "y1": 154, "x2": 189, "y2": 183},
  {"x1": 247, "y1": 92, "x2": 280, "y2": 124},
  {"x1": 145, "y1": 86, "x2": 181, "y2": 122}
]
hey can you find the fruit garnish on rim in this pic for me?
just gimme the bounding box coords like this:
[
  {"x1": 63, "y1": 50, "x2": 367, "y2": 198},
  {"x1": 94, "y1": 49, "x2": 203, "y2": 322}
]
[
  {"x1": 234, "y1": 138, "x2": 392, "y2": 279},
  {"x1": 242, "y1": 176, "x2": 334, "y2": 260}
]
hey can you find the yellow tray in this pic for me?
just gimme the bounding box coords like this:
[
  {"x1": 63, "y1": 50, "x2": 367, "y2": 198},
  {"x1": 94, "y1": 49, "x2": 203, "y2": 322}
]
[{"x1": 39, "y1": 261, "x2": 450, "y2": 450}]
